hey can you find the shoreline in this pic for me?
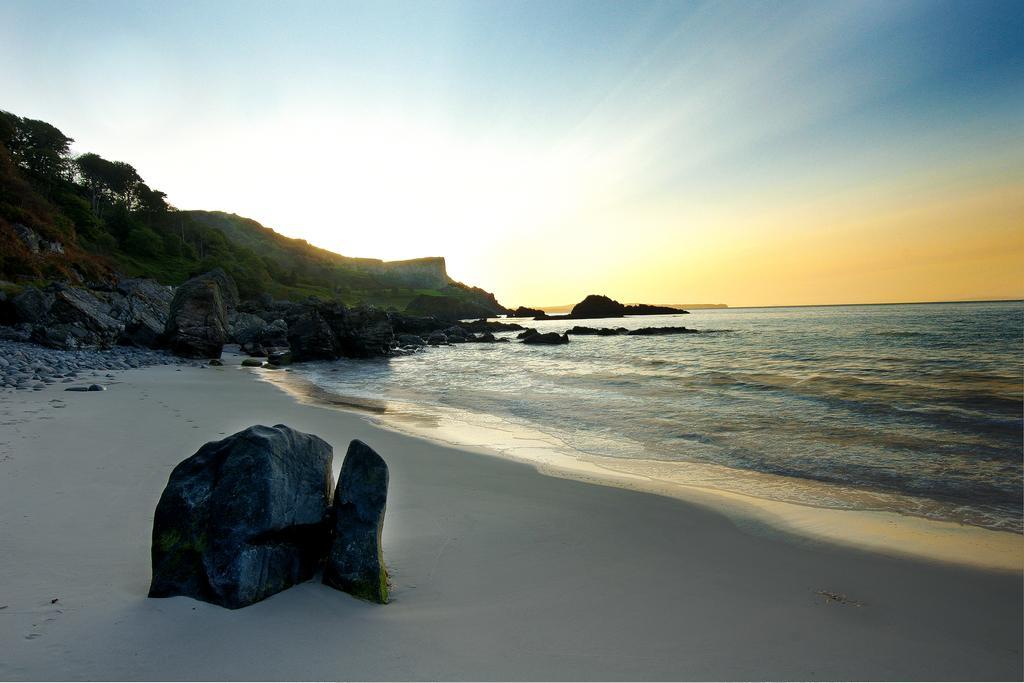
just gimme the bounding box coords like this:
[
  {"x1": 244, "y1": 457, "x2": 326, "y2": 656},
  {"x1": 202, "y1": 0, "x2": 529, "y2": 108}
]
[
  {"x1": 1, "y1": 354, "x2": 1021, "y2": 680},
  {"x1": 260, "y1": 366, "x2": 1024, "y2": 574}
]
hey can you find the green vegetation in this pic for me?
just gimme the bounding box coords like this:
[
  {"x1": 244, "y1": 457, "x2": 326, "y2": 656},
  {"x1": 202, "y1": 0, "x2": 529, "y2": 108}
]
[{"x1": 0, "y1": 109, "x2": 505, "y2": 313}]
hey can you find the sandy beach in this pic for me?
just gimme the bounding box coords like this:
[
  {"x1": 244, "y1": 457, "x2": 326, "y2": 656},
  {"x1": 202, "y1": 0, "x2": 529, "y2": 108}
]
[{"x1": 1, "y1": 356, "x2": 1021, "y2": 681}]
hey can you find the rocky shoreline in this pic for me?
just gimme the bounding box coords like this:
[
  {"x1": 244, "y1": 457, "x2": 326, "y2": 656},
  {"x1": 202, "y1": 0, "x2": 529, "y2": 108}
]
[{"x1": 0, "y1": 270, "x2": 701, "y2": 380}]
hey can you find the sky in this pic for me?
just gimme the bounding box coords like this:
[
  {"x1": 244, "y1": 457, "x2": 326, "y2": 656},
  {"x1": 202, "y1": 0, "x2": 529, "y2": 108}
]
[{"x1": 1, "y1": 0, "x2": 1022, "y2": 307}]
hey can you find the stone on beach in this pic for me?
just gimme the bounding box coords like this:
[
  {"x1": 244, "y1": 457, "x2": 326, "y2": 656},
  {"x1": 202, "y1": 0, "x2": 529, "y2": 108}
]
[
  {"x1": 323, "y1": 439, "x2": 390, "y2": 604},
  {"x1": 164, "y1": 269, "x2": 237, "y2": 359},
  {"x1": 148, "y1": 424, "x2": 334, "y2": 609}
]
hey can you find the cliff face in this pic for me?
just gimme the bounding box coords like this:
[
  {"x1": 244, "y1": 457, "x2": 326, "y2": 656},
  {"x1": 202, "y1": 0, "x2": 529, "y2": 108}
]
[
  {"x1": 365, "y1": 257, "x2": 449, "y2": 289},
  {"x1": 187, "y1": 211, "x2": 505, "y2": 312},
  {"x1": 0, "y1": 108, "x2": 504, "y2": 311}
]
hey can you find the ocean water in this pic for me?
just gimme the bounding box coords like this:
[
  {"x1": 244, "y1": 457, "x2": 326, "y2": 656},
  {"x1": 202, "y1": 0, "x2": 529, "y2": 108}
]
[{"x1": 290, "y1": 301, "x2": 1024, "y2": 533}]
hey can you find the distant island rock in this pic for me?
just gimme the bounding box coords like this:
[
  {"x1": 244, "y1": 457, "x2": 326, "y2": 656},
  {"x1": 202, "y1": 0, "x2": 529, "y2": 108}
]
[
  {"x1": 512, "y1": 306, "x2": 545, "y2": 318},
  {"x1": 510, "y1": 295, "x2": 689, "y2": 321}
]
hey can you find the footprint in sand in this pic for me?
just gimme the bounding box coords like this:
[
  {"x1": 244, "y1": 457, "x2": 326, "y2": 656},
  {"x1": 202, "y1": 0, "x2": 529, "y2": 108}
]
[{"x1": 23, "y1": 600, "x2": 64, "y2": 640}]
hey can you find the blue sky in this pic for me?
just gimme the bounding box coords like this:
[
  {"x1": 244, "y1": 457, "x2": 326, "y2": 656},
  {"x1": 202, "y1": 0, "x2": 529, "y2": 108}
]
[{"x1": 2, "y1": 0, "x2": 1022, "y2": 305}]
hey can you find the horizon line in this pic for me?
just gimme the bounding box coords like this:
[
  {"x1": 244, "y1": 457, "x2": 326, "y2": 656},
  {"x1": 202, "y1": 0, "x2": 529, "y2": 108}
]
[{"x1": 529, "y1": 297, "x2": 1024, "y2": 312}]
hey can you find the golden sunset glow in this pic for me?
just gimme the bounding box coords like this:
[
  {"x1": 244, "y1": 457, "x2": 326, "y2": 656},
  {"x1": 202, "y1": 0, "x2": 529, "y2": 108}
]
[{"x1": 3, "y1": 1, "x2": 1021, "y2": 307}]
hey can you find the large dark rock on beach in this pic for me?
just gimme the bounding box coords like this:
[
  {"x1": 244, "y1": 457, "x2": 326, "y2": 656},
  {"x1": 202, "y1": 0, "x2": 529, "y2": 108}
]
[
  {"x1": 333, "y1": 305, "x2": 394, "y2": 357},
  {"x1": 323, "y1": 440, "x2": 390, "y2": 604},
  {"x1": 110, "y1": 278, "x2": 173, "y2": 347},
  {"x1": 33, "y1": 284, "x2": 124, "y2": 349},
  {"x1": 148, "y1": 424, "x2": 334, "y2": 609},
  {"x1": 164, "y1": 269, "x2": 237, "y2": 358},
  {"x1": 287, "y1": 308, "x2": 337, "y2": 361}
]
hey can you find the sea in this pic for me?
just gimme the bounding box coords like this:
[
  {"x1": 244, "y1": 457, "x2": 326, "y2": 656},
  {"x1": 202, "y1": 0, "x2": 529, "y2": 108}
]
[{"x1": 288, "y1": 301, "x2": 1024, "y2": 534}]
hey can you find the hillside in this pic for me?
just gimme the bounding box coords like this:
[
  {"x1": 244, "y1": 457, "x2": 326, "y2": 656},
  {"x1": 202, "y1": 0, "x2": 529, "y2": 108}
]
[{"x1": 0, "y1": 108, "x2": 507, "y2": 315}]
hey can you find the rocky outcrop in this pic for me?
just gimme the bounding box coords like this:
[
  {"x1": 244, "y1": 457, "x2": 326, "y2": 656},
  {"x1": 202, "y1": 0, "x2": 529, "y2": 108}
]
[
  {"x1": 110, "y1": 278, "x2": 173, "y2": 348},
  {"x1": 570, "y1": 295, "x2": 626, "y2": 318},
  {"x1": 460, "y1": 319, "x2": 524, "y2": 333},
  {"x1": 164, "y1": 269, "x2": 237, "y2": 358},
  {"x1": 31, "y1": 284, "x2": 124, "y2": 350},
  {"x1": 333, "y1": 306, "x2": 394, "y2": 357},
  {"x1": 148, "y1": 424, "x2": 334, "y2": 609},
  {"x1": 566, "y1": 326, "x2": 627, "y2": 336},
  {"x1": 323, "y1": 440, "x2": 389, "y2": 604},
  {"x1": 512, "y1": 306, "x2": 545, "y2": 318},
  {"x1": 12, "y1": 223, "x2": 64, "y2": 256},
  {"x1": 287, "y1": 308, "x2": 337, "y2": 361},
  {"x1": 569, "y1": 295, "x2": 687, "y2": 320},
  {"x1": 521, "y1": 331, "x2": 569, "y2": 345},
  {"x1": 6, "y1": 278, "x2": 170, "y2": 350},
  {"x1": 404, "y1": 294, "x2": 500, "y2": 321},
  {"x1": 627, "y1": 326, "x2": 699, "y2": 335},
  {"x1": 227, "y1": 312, "x2": 269, "y2": 347},
  {"x1": 396, "y1": 333, "x2": 426, "y2": 347},
  {"x1": 12, "y1": 286, "x2": 54, "y2": 325},
  {"x1": 389, "y1": 313, "x2": 448, "y2": 335},
  {"x1": 239, "y1": 300, "x2": 395, "y2": 362}
]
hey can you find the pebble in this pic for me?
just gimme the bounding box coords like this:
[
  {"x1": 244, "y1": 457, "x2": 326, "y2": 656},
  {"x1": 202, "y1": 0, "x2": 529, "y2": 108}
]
[{"x1": 0, "y1": 339, "x2": 188, "y2": 393}]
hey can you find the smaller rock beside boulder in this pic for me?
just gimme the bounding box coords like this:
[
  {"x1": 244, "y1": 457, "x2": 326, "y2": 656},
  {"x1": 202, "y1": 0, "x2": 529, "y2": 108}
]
[{"x1": 323, "y1": 440, "x2": 390, "y2": 604}]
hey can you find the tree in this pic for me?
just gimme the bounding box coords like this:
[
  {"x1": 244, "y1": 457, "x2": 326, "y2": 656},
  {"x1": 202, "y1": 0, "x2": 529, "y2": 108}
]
[
  {"x1": 136, "y1": 182, "x2": 169, "y2": 218},
  {"x1": 0, "y1": 112, "x2": 74, "y2": 194},
  {"x1": 125, "y1": 226, "x2": 164, "y2": 258},
  {"x1": 74, "y1": 153, "x2": 143, "y2": 214},
  {"x1": 75, "y1": 152, "x2": 117, "y2": 214}
]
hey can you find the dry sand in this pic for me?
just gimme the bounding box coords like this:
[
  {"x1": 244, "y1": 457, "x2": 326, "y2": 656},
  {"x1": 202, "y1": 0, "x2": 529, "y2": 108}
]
[{"x1": 0, "y1": 355, "x2": 1021, "y2": 680}]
